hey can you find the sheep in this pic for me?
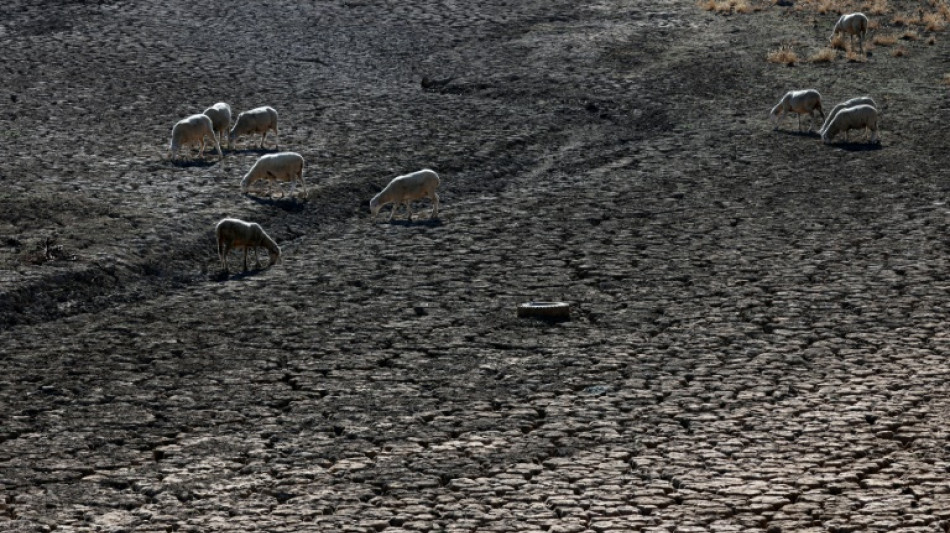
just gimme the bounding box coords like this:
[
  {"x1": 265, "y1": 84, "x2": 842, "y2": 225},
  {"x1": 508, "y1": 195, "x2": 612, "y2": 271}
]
[
  {"x1": 215, "y1": 218, "x2": 281, "y2": 273},
  {"x1": 770, "y1": 89, "x2": 825, "y2": 132},
  {"x1": 168, "y1": 114, "x2": 223, "y2": 160},
  {"x1": 831, "y1": 12, "x2": 869, "y2": 52},
  {"x1": 240, "y1": 152, "x2": 308, "y2": 199},
  {"x1": 819, "y1": 96, "x2": 878, "y2": 137},
  {"x1": 229, "y1": 106, "x2": 279, "y2": 149},
  {"x1": 370, "y1": 168, "x2": 441, "y2": 222},
  {"x1": 203, "y1": 102, "x2": 232, "y2": 149},
  {"x1": 821, "y1": 104, "x2": 880, "y2": 145}
]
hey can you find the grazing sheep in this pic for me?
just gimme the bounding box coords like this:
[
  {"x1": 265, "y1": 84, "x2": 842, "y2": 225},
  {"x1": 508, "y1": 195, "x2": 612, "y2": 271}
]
[
  {"x1": 821, "y1": 104, "x2": 880, "y2": 145},
  {"x1": 169, "y1": 114, "x2": 223, "y2": 160},
  {"x1": 819, "y1": 96, "x2": 878, "y2": 137},
  {"x1": 229, "y1": 106, "x2": 279, "y2": 149},
  {"x1": 241, "y1": 152, "x2": 308, "y2": 199},
  {"x1": 370, "y1": 168, "x2": 441, "y2": 222},
  {"x1": 203, "y1": 102, "x2": 232, "y2": 149},
  {"x1": 215, "y1": 218, "x2": 281, "y2": 273},
  {"x1": 831, "y1": 12, "x2": 869, "y2": 52},
  {"x1": 770, "y1": 89, "x2": 825, "y2": 132}
]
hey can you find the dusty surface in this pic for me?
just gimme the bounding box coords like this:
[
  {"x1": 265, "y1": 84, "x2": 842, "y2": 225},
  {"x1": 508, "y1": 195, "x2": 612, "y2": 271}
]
[{"x1": 1, "y1": 0, "x2": 949, "y2": 531}]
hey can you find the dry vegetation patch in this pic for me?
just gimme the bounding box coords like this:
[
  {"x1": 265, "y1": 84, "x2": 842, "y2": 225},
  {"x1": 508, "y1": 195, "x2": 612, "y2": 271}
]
[
  {"x1": 700, "y1": 0, "x2": 755, "y2": 13},
  {"x1": 768, "y1": 44, "x2": 800, "y2": 64},
  {"x1": 809, "y1": 47, "x2": 839, "y2": 61},
  {"x1": 720, "y1": 0, "x2": 950, "y2": 62},
  {"x1": 873, "y1": 32, "x2": 900, "y2": 44}
]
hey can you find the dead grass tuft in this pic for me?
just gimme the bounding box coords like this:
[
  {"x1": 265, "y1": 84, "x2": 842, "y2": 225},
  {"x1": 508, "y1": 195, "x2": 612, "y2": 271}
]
[
  {"x1": 815, "y1": 0, "x2": 839, "y2": 15},
  {"x1": 928, "y1": 34, "x2": 937, "y2": 44},
  {"x1": 873, "y1": 33, "x2": 898, "y2": 45},
  {"x1": 767, "y1": 44, "x2": 799, "y2": 65},
  {"x1": 830, "y1": 34, "x2": 848, "y2": 49},
  {"x1": 892, "y1": 45, "x2": 909, "y2": 56},
  {"x1": 809, "y1": 47, "x2": 838, "y2": 62},
  {"x1": 943, "y1": 73, "x2": 950, "y2": 86},
  {"x1": 846, "y1": 50, "x2": 868, "y2": 62},
  {"x1": 892, "y1": 12, "x2": 921, "y2": 26},
  {"x1": 865, "y1": 0, "x2": 889, "y2": 16},
  {"x1": 901, "y1": 30, "x2": 920, "y2": 40},
  {"x1": 699, "y1": 0, "x2": 755, "y2": 13},
  {"x1": 922, "y1": 12, "x2": 946, "y2": 31}
]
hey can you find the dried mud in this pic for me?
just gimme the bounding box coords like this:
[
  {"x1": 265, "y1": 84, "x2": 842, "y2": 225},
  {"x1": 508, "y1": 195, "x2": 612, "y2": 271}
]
[{"x1": 1, "y1": 1, "x2": 949, "y2": 532}]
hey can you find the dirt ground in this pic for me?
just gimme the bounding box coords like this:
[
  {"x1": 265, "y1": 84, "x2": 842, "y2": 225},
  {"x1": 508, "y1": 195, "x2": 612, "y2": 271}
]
[{"x1": 2, "y1": 0, "x2": 949, "y2": 531}]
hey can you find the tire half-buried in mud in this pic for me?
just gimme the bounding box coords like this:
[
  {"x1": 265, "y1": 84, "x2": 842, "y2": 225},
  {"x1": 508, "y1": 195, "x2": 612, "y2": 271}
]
[{"x1": 517, "y1": 301, "x2": 571, "y2": 322}]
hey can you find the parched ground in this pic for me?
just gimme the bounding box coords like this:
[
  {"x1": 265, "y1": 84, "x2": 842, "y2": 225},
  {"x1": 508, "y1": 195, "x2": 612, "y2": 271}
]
[{"x1": 1, "y1": 0, "x2": 949, "y2": 532}]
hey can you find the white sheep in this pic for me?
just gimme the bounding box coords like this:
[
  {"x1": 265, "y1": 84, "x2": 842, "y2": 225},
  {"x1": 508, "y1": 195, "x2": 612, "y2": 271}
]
[
  {"x1": 203, "y1": 102, "x2": 232, "y2": 149},
  {"x1": 821, "y1": 104, "x2": 880, "y2": 145},
  {"x1": 370, "y1": 168, "x2": 441, "y2": 222},
  {"x1": 769, "y1": 89, "x2": 825, "y2": 132},
  {"x1": 215, "y1": 218, "x2": 281, "y2": 273},
  {"x1": 229, "y1": 106, "x2": 279, "y2": 149},
  {"x1": 831, "y1": 12, "x2": 869, "y2": 52},
  {"x1": 241, "y1": 152, "x2": 308, "y2": 199},
  {"x1": 168, "y1": 114, "x2": 223, "y2": 160},
  {"x1": 819, "y1": 96, "x2": 877, "y2": 137}
]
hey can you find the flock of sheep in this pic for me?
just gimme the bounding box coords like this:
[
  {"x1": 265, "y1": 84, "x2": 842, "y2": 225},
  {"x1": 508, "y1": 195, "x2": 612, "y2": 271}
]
[
  {"x1": 174, "y1": 12, "x2": 879, "y2": 277},
  {"x1": 168, "y1": 103, "x2": 442, "y2": 276},
  {"x1": 769, "y1": 12, "x2": 881, "y2": 145}
]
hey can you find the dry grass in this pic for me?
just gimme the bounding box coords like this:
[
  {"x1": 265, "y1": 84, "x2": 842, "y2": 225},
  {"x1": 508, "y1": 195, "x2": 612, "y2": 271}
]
[
  {"x1": 892, "y1": 12, "x2": 921, "y2": 26},
  {"x1": 809, "y1": 47, "x2": 838, "y2": 62},
  {"x1": 943, "y1": 73, "x2": 950, "y2": 86},
  {"x1": 922, "y1": 12, "x2": 946, "y2": 31},
  {"x1": 873, "y1": 32, "x2": 899, "y2": 45},
  {"x1": 830, "y1": 34, "x2": 848, "y2": 49},
  {"x1": 767, "y1": 44, "x2": 799, "y2": 65},
  {"x1": 865, "y1": 0, "x2": 889, "y2": 16},
  {"x1": 892, "y1": 45, "x2": 909, "y2": 56},
  {"x1": 928, "y1": 34, "x2": 937, "y2": 44},
  {"x1": 846, "y1": 49, "x2": 868, "y2": 61},
  {"x1": 699, "y1": 0, "x2": 755, "y2": 13},
  {"x1": 902, "y1": 30, "x2": 921, "y2": 40},
  {"x1": 815, "y1": 0, "x2": 839, "y2": 15}
]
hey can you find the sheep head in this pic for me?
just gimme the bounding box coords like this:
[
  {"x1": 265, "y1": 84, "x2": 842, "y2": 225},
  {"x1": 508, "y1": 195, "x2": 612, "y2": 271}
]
[{"x1": 369, "y1": 195, "x2": 382, "y2": 220}]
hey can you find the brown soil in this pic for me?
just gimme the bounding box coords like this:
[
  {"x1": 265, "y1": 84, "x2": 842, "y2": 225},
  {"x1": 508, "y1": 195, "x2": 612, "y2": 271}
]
[{"x1": 2, "y1": 1, "x2": 949, "y2": 531}]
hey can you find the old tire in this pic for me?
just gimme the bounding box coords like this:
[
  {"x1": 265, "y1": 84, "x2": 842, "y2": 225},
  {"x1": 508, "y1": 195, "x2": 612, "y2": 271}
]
[{"x1": 517, "y1": 301, "x2": 570, "y2": 322}]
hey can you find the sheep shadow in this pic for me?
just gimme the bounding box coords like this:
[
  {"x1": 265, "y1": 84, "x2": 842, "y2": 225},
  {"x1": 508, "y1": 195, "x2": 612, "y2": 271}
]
[
  {"x1": 228, "y1": 147, "x2": 281, "y2": 156},
  {"x1": 829, "y1": 141, "x2": 882, "y2": 152},
  {"x1": 245, "y1": 193, "x2": 307, "y2": 212},
  {"x1": 773, "y1": 129, "x2": 821, "y2": 139},
  {"x1": 379, "y1": 217, "x2": 443, "y2": 228},
  {"x1": 212, "y1": 267, "x2": 269, "y2": 282},
  {"x1": 168, "y1": 158, "x2": 220, "y2": 168}
]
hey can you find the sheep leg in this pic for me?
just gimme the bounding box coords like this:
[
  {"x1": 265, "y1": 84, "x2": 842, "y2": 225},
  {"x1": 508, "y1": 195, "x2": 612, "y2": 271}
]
[
  {"x1": 406, "y1": 200, "x2": 413, "y2": 222},
  {"x1": 220, "y1": 242, "x2": 230, "y2": 273},
  {"x1": 272, "y1": 127, "x2": 280, "y2": 150},
  {"x1": 431, "y1": 192, "x2": 439, "y2": 218},
  {"x1": 259, "y1": 131, "x2": 267, "y2": 149},
  {"x1": 298, "y1": 173, "x2": 308, "y2": 199},
  {"x1": 242, "y1": 247, "x2": 249, "y2": 272}
]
